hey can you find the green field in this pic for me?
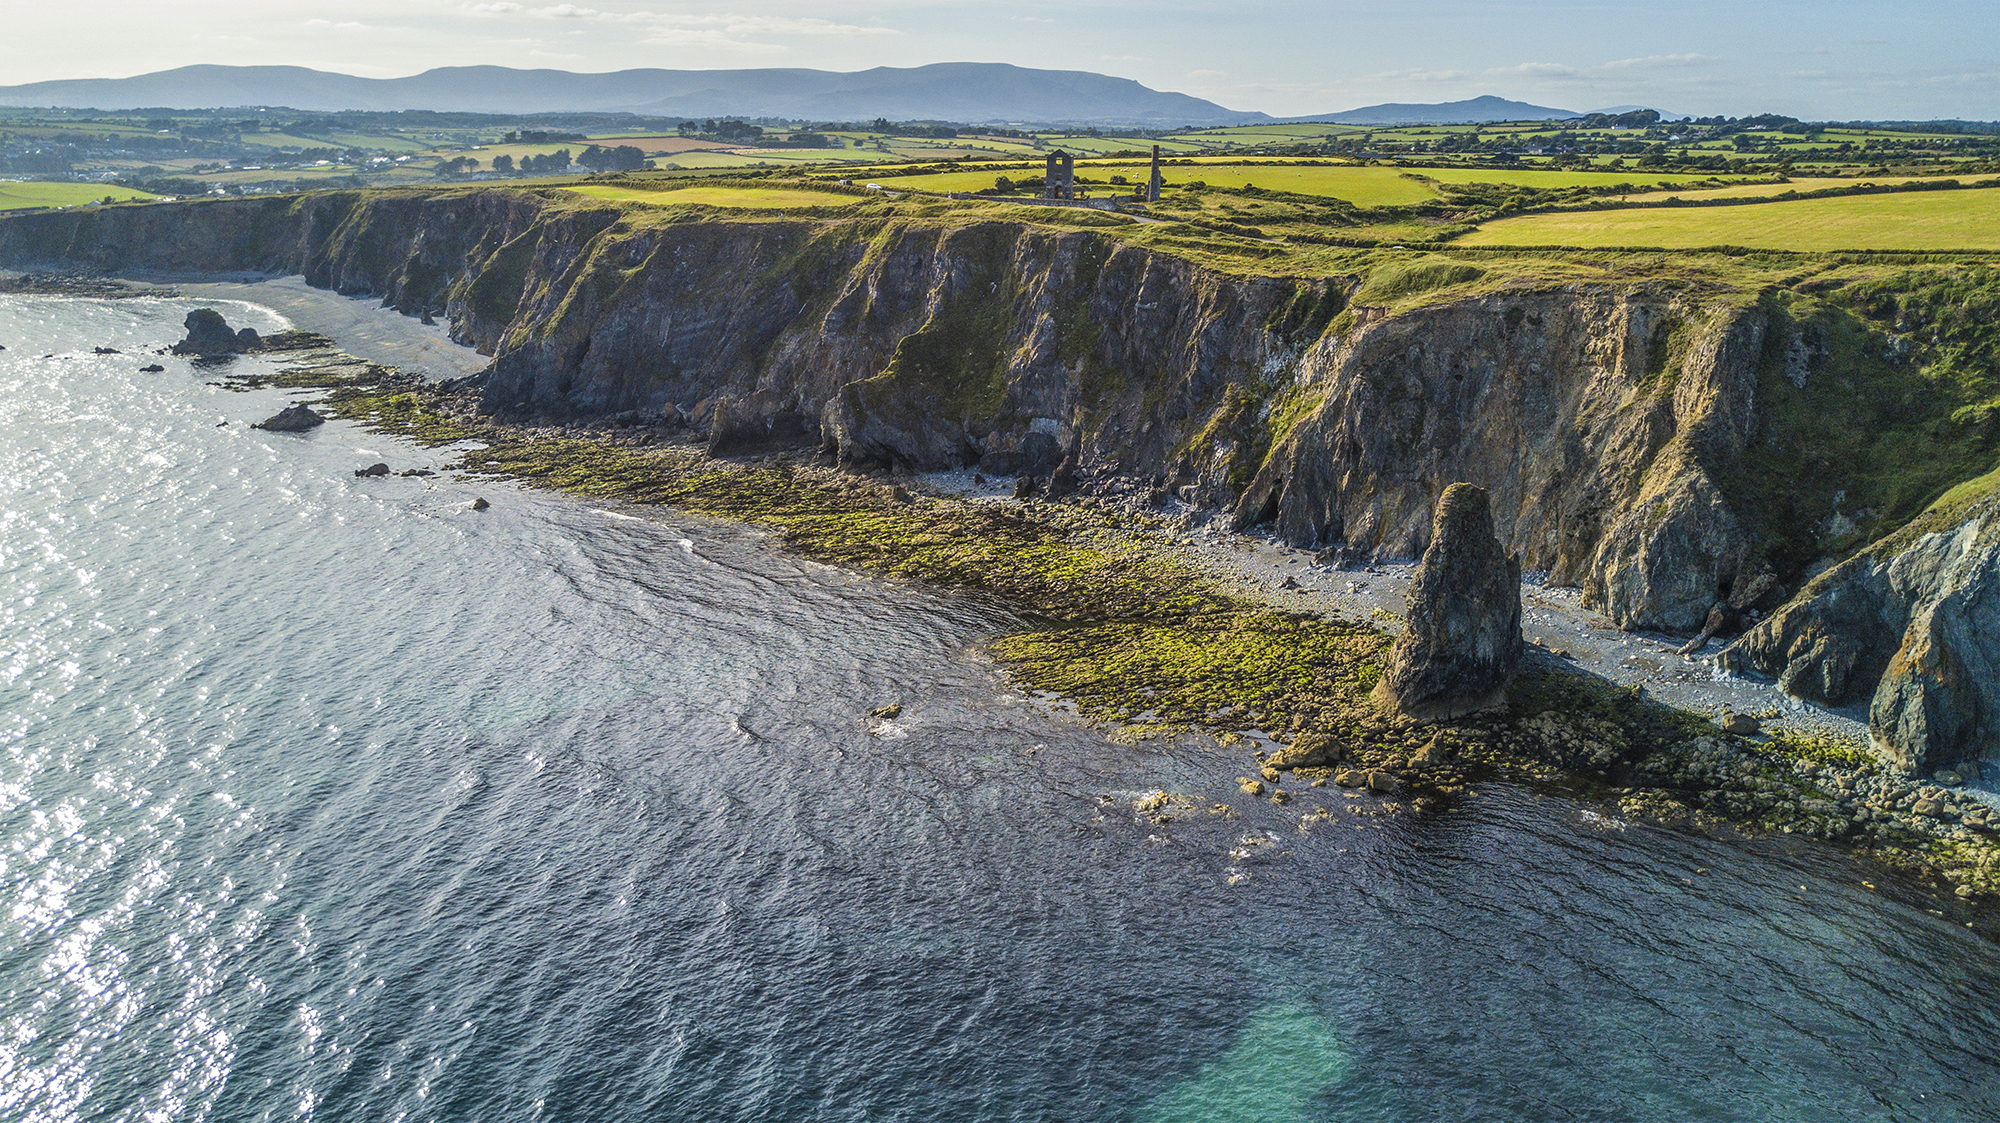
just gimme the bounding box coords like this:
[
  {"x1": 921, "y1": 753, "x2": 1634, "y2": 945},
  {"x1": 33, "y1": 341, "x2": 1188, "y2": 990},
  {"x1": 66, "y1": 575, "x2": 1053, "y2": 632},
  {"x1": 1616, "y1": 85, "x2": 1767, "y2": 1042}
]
[
  {"x1": 565, "y1": 184, "x2": 866, "y2": 209},
  {"x1": 0, "y1": 181, "x2": 162, "y2": 210},
  {"x1": 1458, "y1": 185, "x2": 2000, "y2": 250},
  {"x1": 1626, "y1": 175, "x2": 1938, "y2": 201},
  {"x1": 868, "y1": 162, "x2": 1756, "y2": 207}
]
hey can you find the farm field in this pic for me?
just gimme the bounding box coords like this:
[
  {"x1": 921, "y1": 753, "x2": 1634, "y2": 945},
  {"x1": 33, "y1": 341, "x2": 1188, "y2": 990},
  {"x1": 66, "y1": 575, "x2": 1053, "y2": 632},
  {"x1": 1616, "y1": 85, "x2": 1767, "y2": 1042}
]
[
  {"x1": 1616, "y1": 175, "x2": 1941, "y2": 201},
  {"x1": 0, "y1": 181, "x2": 162, "y2": 210},
  {"x1": 565, "y1": 184, "x2": 866, "y2": 209},
  {"x1": 865, "y1": 162, "x2": 1760, "y2": 206},
  {"x1": 1457, "y1": 184, "x2": 2000, "y2": 250}
]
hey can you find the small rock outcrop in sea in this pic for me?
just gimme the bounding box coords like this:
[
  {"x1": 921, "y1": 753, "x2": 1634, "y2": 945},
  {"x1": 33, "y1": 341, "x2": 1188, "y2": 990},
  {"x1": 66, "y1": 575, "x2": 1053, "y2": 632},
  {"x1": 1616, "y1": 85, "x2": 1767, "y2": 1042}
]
[
  {"x1": 253, "y1": 404, "x2": 324, "y2": 432},
  {"x1": 170, "y1": 308, "x2": 259, "y2": 355},
  {"x1": 1372, "y1": 483, "x2": 1522, "y2": 721},
  {"x1": 355, "y1": 462, "x2": 390, "y2": 477},
  {"x1": 138, "y1": 363, "x2": 164, "y2": 372}
]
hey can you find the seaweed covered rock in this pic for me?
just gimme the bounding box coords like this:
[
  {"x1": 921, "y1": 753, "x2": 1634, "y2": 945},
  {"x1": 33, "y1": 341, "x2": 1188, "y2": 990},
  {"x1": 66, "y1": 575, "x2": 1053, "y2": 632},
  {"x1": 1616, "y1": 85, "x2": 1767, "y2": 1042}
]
[
  {"x1": 1373, "y1": 483, "x2": 1522, "y2": 721},
  {"x1": 253, "y1": 403, "x2": 324, "y2": 432},
  {"x1": 171, "y1": 308, "x2": 259, "y2": 355}
]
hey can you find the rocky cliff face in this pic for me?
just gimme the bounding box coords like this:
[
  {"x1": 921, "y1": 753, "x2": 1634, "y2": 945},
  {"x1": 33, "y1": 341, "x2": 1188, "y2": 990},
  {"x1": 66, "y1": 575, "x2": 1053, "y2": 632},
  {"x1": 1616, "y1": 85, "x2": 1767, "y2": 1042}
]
[
  {"x1": 6, "y1": 190, "x2": 1997, "y2": 770},
  {"x1": 1236, "y1": 291, "x2": 1772, "y2": 632},
  {"x1": 1725, "y1": 482, "x2": 2000, "y2": 774}
]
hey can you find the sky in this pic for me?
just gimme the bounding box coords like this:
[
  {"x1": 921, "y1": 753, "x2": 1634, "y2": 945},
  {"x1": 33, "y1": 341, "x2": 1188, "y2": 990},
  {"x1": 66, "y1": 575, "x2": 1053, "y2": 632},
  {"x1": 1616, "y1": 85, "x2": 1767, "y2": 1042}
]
[{"x1": 2, "y1": 1, "x2": 1994, "y2": 120}]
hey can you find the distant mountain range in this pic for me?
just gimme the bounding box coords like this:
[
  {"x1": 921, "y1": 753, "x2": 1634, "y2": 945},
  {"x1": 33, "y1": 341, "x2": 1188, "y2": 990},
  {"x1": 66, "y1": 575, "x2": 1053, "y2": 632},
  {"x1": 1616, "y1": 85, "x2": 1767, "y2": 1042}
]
[
  {"x1": 0, "y1": 63, "x2": 1646, "y2": 127},
  {"x1": 1289, "y1": 96, "x2": 1580, "y2": 125},
  {"x1": 0, "y1": 63, "x2": 1261, "y2": 126}
]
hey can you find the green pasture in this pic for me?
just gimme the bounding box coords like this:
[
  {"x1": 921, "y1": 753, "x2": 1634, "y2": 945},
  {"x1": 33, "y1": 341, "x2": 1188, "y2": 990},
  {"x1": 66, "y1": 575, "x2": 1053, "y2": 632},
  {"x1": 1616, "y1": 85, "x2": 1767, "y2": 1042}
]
[
  {"x1": 1457, "y1": 185, "x2": 2000, "y2": 251},
  {"x1": 865, "y1": 161, "x2": 1757, "y2": 207},
  {"x1": 1629, "y1": 175, "x2": 1941, "y2": 201},
  {"x1": 0, "y1": 181, "x2": 162, "y2": 210}
]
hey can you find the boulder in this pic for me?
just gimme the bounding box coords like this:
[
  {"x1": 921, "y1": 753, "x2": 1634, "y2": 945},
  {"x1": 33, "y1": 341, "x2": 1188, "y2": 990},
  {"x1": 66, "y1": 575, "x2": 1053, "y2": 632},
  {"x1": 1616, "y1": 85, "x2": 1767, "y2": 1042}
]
[
  {"x1": 138, "y1": 363, "x2": 164, "y2": 373},
  {"x1": 1373, "y1": 483, "x2": 1522, "y2": 721},
  {"x1": 708, "y1": 389, "x2": 817, "y2": 456},
  {"x1": 354, "y1": 462, "x2": 390, "y2": 478},
  {"x1": 1869, "y1": 602, "x2": 1979, "y2": 773},
  {"x1": 1717, "y1": 711, "x2": 1761, "y2": 736},
  {"x1": 171, "y1": 308, "x2": 254, "y2": 355},
  {"x1": 1044, "y1": 452, "x2": 1080, "y2": 499},
  {"x1": 471, "y1": 497, "x2": 491, "y2": 511},
  {"x1": 252, "y1": 404, "x2": 324, "y2": 432}
]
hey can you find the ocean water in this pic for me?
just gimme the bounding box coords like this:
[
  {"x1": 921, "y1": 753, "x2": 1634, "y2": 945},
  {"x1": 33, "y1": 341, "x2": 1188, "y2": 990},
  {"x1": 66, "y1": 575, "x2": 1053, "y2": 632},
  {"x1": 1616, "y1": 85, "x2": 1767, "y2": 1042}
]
[{"x1": 1, "y1": 292, "x2": 1996, "y2": 1123}]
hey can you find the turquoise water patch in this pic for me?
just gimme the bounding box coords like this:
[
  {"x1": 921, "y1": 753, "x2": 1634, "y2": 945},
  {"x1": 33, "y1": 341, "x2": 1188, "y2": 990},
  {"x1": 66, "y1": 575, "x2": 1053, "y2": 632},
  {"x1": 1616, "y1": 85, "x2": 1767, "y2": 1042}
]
[{"x1": 1137, "y1": 1000, "x2": 1351, "y2": 1123}]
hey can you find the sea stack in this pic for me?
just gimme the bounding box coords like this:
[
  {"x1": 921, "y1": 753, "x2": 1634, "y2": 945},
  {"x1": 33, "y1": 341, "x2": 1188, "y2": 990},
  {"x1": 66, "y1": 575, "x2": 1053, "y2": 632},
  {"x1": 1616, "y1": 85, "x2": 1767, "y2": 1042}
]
[{"x1": 1373, "y1": 483, "x2": 1522, "y2": 721}]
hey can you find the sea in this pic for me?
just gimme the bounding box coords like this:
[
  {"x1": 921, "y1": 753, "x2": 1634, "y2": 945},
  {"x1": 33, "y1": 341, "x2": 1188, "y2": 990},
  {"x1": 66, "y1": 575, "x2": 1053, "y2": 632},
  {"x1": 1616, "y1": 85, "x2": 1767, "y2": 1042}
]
[{"x1": 1, "y1": 292, "x2": 1995, "y2": 1122}]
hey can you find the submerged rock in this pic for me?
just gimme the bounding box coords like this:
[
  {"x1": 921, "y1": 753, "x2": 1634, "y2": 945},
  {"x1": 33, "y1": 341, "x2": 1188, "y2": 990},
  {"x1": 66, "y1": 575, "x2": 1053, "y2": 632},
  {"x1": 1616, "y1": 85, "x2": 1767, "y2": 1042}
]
[
  {"x1": 138, "y1": 363, "x2": 164, "y2": 373},
  {"x1": 253, "y1": 404, "x2": 324, "y2": 432},
  {"x1": 1373, "y1": 483, "x2": 1522, "y2": 721}
]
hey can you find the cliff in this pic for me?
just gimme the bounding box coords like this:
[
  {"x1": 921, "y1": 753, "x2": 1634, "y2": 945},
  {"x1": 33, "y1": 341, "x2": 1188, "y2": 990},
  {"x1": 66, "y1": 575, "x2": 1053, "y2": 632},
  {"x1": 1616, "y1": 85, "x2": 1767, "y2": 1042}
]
[{"x1": 4, "y1": 188, "x2": 1997, "y2": 772}]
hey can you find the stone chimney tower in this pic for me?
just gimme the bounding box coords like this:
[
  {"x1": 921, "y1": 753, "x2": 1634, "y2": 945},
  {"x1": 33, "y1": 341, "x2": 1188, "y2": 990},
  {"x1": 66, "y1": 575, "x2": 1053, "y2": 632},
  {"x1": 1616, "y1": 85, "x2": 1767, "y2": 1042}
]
[{"x1": 1044, "y1": 151, "x2": 1074, "y2": 200}]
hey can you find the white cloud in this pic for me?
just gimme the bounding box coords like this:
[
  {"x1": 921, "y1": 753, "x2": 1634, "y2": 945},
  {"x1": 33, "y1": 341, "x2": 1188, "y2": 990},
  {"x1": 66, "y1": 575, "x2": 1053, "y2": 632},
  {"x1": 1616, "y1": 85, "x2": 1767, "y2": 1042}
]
[
  {"x1": 305, "y1": 18, "x2": 374, "y2": 30},
  {"x1": 1187, "y1": 68, "x2": 1226, "y2": 78},
  {"x1": 1487, "y1": 54, "x2": 1720, "y2": 82},
  {"x1": 453, "y1": 3, "x2": 895, "y2": 53},
  {"x1": 1494, "y1": 61, "x2": 1581, "y2": 79},
  {"x1": 465, "y1": 5, "x2": 889, "y2": 36},
  {"x1": 1599, "y1": 53, "x2": 1718, "y2": 71},
  {"x1": 1358, "y1": 67, "x2": 1470, "y2": 83},
  {"x1": 681, "y1": 15, "x2": 894, "y2": 36}
]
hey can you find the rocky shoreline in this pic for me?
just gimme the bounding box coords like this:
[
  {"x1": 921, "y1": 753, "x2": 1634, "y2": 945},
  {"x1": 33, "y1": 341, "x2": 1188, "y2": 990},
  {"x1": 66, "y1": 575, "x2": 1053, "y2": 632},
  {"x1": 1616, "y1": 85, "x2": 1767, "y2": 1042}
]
[
  {"x1": 221, "y1": 335, "x2": 2000, "y2": 916},
  {"x1": 25, "y1": 275, "x2": 1994, "y2": 920}
]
